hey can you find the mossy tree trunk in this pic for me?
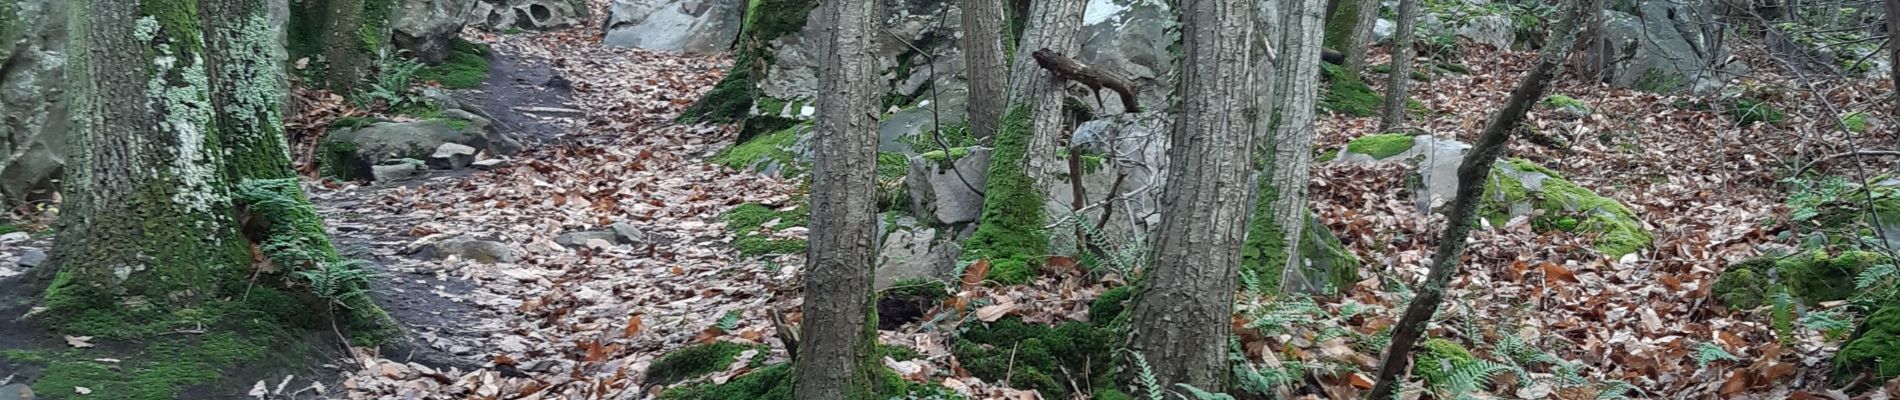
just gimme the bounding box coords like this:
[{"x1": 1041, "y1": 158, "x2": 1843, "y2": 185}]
[
  {"x1": 1889, "y1": 0, "x2": 1899, "y2": 118},
  {"x1": 1326, "y1": 0, "x2": 1379, "y2": 74},
  {"x1": 44, "y1": 0, "x2": 254, "y2": 328},
  {"x1": 793, "y1": 0, "x2": 885, "y2": 396},
  {"x1": 962, "y1": 0, "x2": 1008, "y2": 140},
  {"x1": 1258, "y1": 0, "x2": 1332, "y2": 294},
  {"x1": 1127, "y1": 0, "x2": 1264, "y2": 389},
  {"x1": 963, "y1": 0, "x2": 1085, "y2": 283},
  {"x1": 293, "y1": 0, "x2": 392, "y2": 92},
  {"x1": 1364, "y1": 2, "x2": 1583, "y2": 398},
  {"x1": 1377, "y1": 0, "x2": 1418, "y2": 132}
]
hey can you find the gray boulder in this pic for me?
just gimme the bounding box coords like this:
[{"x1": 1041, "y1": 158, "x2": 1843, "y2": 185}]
[
  {"x1": 371, "y1": 158, "x2": 428, "y2": 182},
  {"x1": 469, "y1": 0, "x2": 591, "y2": 31},
  {"x1": 610, "y1": 222, "x2": 648, "y2": 245},
  {"x1": 1455, "y1": 14, "x2": 1513, "y2": 49},
  {"x1": 320, "y1": 113, "x2": 520, "y2": 181},
  {"x1": 554, "y1": 231, "x2": 618, "y2": 248},
  {"x1": 1588, "y1": 0, "x2": 1736, "y2": 93},
  {"x1": 875, "y1": 215, "x2": 967, "y2": 291},
  {"x1": 905, "y1": 147, "x2": 991, "y2": 225},
  {"x1": 602, "y1": 0, "x2": 744, "y2": 53},
  {"x1": 392, "y1": 0, "x2": 478, "y2": 63},
  {"x1": 427, "y1": 236, "x2": 518, "y2": 263},
  {"x1": 429, "y1": 143, "x2": 479, "y2": 170},
  {"x1": 0, "y1": 0, "x2": 72, "y2": 208},
  {"x1": 1078, "y1": 0, "x2": 1179, "y2": 115}
]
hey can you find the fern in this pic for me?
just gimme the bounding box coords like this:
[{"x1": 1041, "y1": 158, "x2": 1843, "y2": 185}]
[
  {"x1": 1798, "y1": 309, "x2": 1856, "y2": 338},
  {"x1": 1594, "y1": 380, "x2": 1641, "y2": 399},
  {"x1": 1771, "y1": 290, "x2": 1796, "y2": 343},
  {"x1": 1128, "y1": 350, "x2": 1164, "y2": 400},
  {"x1": 1171, "y1": 384, "x2": 1235, "y2": 400},
  {"x1": 1436, "y1": 359, "x2": 1515, "y2": 399},
  {"x1": 716, "y1": 309, "x2": 743, "y2": 332},
  {"x1": 295, "y1": 260, "x2": 378, "y2": 306},
  {"x1": 1690, "y1": 341, "x2": 1740, "y2": 370}
]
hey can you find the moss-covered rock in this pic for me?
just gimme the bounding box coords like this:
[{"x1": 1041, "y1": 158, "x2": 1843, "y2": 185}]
[
  {"x1": 1415, "y1": 338, "x2": 1478, "y2": 389},
  {"x1": 414, "y1": 39, "x2": 489, "y2": 89},
  {"x1": 1543, "y1": 94, "x2": 1591, "y2": 116},
  {"x1": 723, "y1": 202, "x2": 809, "y2": 257},
  {"x1": 1242, "y1": 205, "x2": 1361, "y2": 294},
  {"x1": 1713, "y1": 257, "x2": 1775, "y2": 309},
  {"x1": 1320, "y1": 64, "x2": 1382, "y2": 117},
  {"x1": 659, "y1": 361, "x2": 948, "y2": 399},
  {"x1": 1343, "y1": 133, "x2": 1417, "y2": 160},
  {"x1": 1779, "y1": 250, "x2": 1885, "y2": 305},
  {"x1": 1483, "y1": 159, "x2": 1652, "y2": 257},
  {"x1": 712, "y1": 124, "x2": 808, "y2": 176},
  {"x1": 646, "y1": 342, "x2": 760, "y2": 388},
  {"x1": 952, "y1": 318, "x2": 1118, "y2": 398},
  {"x1": 1835, "y1": 305, "x2": 1900, "y2": 383},
  {"x1": 676, "y1": 0, "x2": 820, "y2": 125},
  {"x1": 1089, "y1": 285, "x2": 1133, "y2": 323}
]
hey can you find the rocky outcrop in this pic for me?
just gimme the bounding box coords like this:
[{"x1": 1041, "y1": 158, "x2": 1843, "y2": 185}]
[
  {"x1": 905, "y1": 147, "x2": 991, "y2": 225},
  {"x1": 0, "y1": 0, "x2": 72, "y2": 208},
  {"x1": 1332, "y1": 134, "x2": 1654, "y2": 257},
  {"x1": 602, "y1": 0, "x2": 745, "y2": 53},
  {"x1": 1588, "y1": 0, "x2": 1737, "y2": 93},
  {"x1": 392, "y1": 0, "x2": 478, "y2": 63},
  {"x1": 469, "y1": 0, "x2": 592, "y2": 31},
  {"x1": 875, "y1": 215, "x2": 969, "y2": 290}
]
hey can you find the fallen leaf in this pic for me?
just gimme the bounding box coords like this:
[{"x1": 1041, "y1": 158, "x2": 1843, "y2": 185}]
[
  {"x1": 974, "y1": 303, "x2": 1016, "y2": 322},
  {"x1": 65, "y1": 336, "x2": 93, "y2": 348},
  {"x1": 961, "y1": 259, "x2": 991, "y2": 288}
]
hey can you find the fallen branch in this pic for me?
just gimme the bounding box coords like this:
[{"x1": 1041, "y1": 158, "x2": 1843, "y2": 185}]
[
  {"x1": 1031, "y1": 48, "x2": 1140, "y2": 113},
  {"x1": 1793, "y1": 150, "x2": 1900, "y2": 177}
]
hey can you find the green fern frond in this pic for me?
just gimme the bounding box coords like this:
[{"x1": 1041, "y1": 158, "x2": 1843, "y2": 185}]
[
  {"x1": 1171, "y1": 383, "x2": 1235, "y2": 400},
  {"x1": 1128, "y1": 350, "x2": 1164, "y2": 400},
  {"x1": 1690, "y1": 341, "x2": 1740, "y2": 370},
  {"x1": 1594, "y1": 380, "x2": 1641, "y2": 399}
]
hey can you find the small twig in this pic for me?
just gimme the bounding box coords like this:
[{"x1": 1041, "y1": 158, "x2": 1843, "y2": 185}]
[
  {"x1": 1004, "y1": 342, "x2": 1020, "y2": 384},
  {"x1": 1030, "y1": 48, "x2": 1140, "y2": 113}
]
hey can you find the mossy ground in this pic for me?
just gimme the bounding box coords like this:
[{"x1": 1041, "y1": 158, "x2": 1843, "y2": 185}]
[
  {"x1": 1320, "y1": 64, "x2": 1383, "y2": 117},
  {"x1": 1544, "y1": 94, "x2": 1591, "y2": 115},
  {"x1": 646, "y1": 342, "x2": 764, "y2": 388},
  {"x1": 1345, "y1": 133, "x2": 1416, "y2": 159},
  {"x1": 659, "y1": 359, "x2": 960, "y2": 399},
  {"x1": 723, "y1": 201, "x2": 809, "y2": 257},
  {"x1": 712, "y1": 124, "x2": 804, "y2": 174},
  {"x1": 415, "y1": 39, "x2": 491, "y2": 90},
  {"x1": 1732, "y1": 98, "x2": 1785, "y2": 126},
  {"x1": 951, "y1": 317, "x2": 1121, "y2": 398},
  {"x1": 962, "y1": 106, "x2": 1048, "y2": 284},
  {"x1": 1415, "y1": 338, "x2": 1478, "y2": 389}
]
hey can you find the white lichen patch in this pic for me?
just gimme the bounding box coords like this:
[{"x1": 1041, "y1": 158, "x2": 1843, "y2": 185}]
[{"x1": 140, "y1": 16, "x2": 226, "y2": 214}]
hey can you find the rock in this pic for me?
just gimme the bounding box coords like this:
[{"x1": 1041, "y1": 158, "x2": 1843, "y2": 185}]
[
  {"x1": 0, "y1": 232, "x2": 27, "y2": 243},
  {"x1": 1078, "y1": 0, "x2": 1179, "y2": 115},
  {"x1": 877, "y1": 92, "x2": 969, "y2": 152},
  {"x1": 429, "y1": 143, "x2": 479, "y2": 170},
  {"x1": 905, "y1": 147, "x2": 991, "y2": 225},
  {"x1": 602, "y1": 0, "x2": 745, "y2": 53},
  {"x1": 0, "y1": 384, "x2": 31, "y2": 400},
  {"x1": 875, "y1": 215, "x2": 967, "y2": 291},
  {"x1": 610, "y1": 222, "x2": 648, "y2": 245},
  {"x1": 429, "y1": 236, "x2": 518, "y2": 263},
  {"x1": 471, "y1": 158, "x2": 512, "y2": 170},
  {"x1": 16, "y1": 249, "x2": 47, "y2": 269},
  {"x1": 1587, "y1": 1, "x2": 1738, "y2": 93},
  {"x1": 371, "y1": 159, "x2": 428, "y2": 182},
  {"x1": 1454, "y1": 14, "x2": 1513, "y2": 49},
  {"x1": 1372, "y1": 18, "x2": 1396, "y2": 43},
  {"x1": 319, "y1": 114, "x2": 519, "y2": 181},
  {"x1": 392, "y1": 0, "x2": 478, "y2": 63},
  {"x1": 1, "y1": 0, "x2": 74, "y2": 208},
  {"x1": 554, "y1": 231, "x2": 617, "y2": 248},
  {"x1": 469, "y1": 0, "x2": 590, "y2": 31}
]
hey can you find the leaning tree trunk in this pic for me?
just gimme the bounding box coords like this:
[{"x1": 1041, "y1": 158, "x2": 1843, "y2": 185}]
[
  {"x1": 963, "y1": 0, "x2": 1009, "y2": 140},
  {"x1": 44, "y1": 0, "x2": 253, "y2": 323},
  {"x1": 1364, "y1": 1, "x2": 1584, "y2": 398},
  {"x1": 1127, "y1": 0, "x2": 1263, "y2": 389},
  {"x1": 1378, "y1": 0, "x2": 1419, "y2": 132},
  {"x1": 793, "y1": 0, "x2": 885, "y2": 396},
  {"x1": 1260, "y1": 0, "x2": 1331, "y2": 294},
  {"x1": 962, "y1": 0, "x2": 1085, "y2": 283}
]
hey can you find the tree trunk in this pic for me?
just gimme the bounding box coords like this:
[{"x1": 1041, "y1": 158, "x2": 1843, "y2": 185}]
[
  {"x1": 1264, "y1": 0, "x2": 1331, "y2": 294},
  {"x1": 314, "y1": 0, "x2": 393, "y2": 92},
  {"x1": 963, "y1": 0, "x2": 1008, "y2": 140},
  {"x1": 1364, "y1": 1, "x2": 1584, "y2": 398},
  {"x1": 1377, "y1": 0, "x2": 1419, "y2": 132},
  {"x1": 44, "y1": 0, "x2": 252, "y2": 322},
  {"x1": 793, "y1": 0, "x2": 884, "y2": 396},
  {"x1": 1889, "y1": 0, "x2": 1899, "y2": 117},
  {"x1": 963, "y1": 0, "x2": 1085, "y2": 283},
  {"x1": 1325, "y1": 0, "x2": 1378, "y2": 75},
  {"x1": 1344, "y1": 0, "x2": 1378, "y2": 72},
  {"x1": 1127, "y1": 0, "x2": 1263, "y2": 390}
]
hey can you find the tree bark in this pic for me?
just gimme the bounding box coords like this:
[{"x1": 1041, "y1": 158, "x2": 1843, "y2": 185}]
[
  {"x1": 793, "y1": 0, "x2": 884, "y2": 396},
  {"x1": 1128, "y1": 0, "x2": 1263, "y2": 390},
  {"x1": 1364, "y1": 1, "x2": 1584, "y2": 398},
  {"x1": 1889, "y1": 0, "x2": 1899, "y2": 117},
  {"x1": 963, "y1": 0, "x2": 1009, "y2": 140},
  {"x1": 1343, "y1": 0, "x2": 1379, "y2": 73},
  {"x1": 1265, "y1": 0, "x2": 1330, "y2": 294},
  {"x1": 45, "y1": 0, "x2": 252, "y2": 321},
  {"x1": 1005, "y1": 0, "x2": 1086, "y2": 192},
  {"x1": 1377, "y1": 0, "x2": 1419, "y2": 132},
  {"x1": 314, "y1": 0, "x2": 392, "y2": 92}
]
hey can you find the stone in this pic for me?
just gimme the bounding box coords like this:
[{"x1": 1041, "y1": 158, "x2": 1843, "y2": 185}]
[
  {"x1": 16, "y1": 249, "x2": 47, "y2": 269},
  {"x1": 602, "y1": 0, "x2": 745, "y2": 53},
  {"x1": 554, "y1": 231, "x2": 617, "y2": 248},
  {"x1": 320, "y1": 114, "x2": 519, "y2": 181},
  {"x1": 392, "y1": 0, "x2": 478, "y2": 63},
  {"x1": 371, "y1": 159, "x2": 428, "y2": 182},
  {"x1": 610, "y1": 222, "x2": 648, "y2": 245},
  {"x1": 1454, "y1": 14, "x2": 1513, "y2": 49},
  {"x1": 0, "y1": 232, "x2": 27, "y2": 243},
  {"x1": 1078, "y1": 0, "x2": 1179, "y2": 115},
  {"x1": 429, "y1": 236, "x2": 518, "y2": 263},
  {"x1": 1587, "y1": 1, "x2": 1739, "y2": 94},
  {"x1": 429, "y1": 143, "x2": 479, "y2": 170},
  {"x1": 905, "y1": 147, "x2": 992, "y2": 225},
  {"x1": 0, "y1": 384, "x2": 31, "y2": 400},
  {"x1": 469, "y1": 0, "x2": 590, "y2": 31},
  {"x1": 471, "y1": 158, "x2": 512, "y2": 170},
  {"x1": 1372, "y1": 18, "x2": 1396, "y2": 43},
  {"x1": 875, "y1": 215, "x2": 967, "y2": 291},
  {"x1": 0, "y1": 0, "x2": 74, "y2": 208}
]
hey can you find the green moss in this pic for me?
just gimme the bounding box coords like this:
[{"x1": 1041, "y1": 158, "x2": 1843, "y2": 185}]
[
  {"x1": 1835, "y1": 305, "x2": 1900, "y2": 382},
  {"x1": 1634, "y1": 69, "x2": 1688, "y2": 93},
  {"x1": 1778, "y1": 250, "x2": 1884, "y2": 305},
  {"x1": 1344, "y1": 133, "x2": 1416, "y2": 159},
  {"x1": 29, "y1": 332, "x2": 275, "y2": 400},
  {"x1": 317, "y1": 138, "x2": 365, "y2": 181},
  {"x1": 1323, "y1": 0, "x2": 1366, "y2": 57},
  {"x1": 647, "y1": 342, "x2": 758, "y2": 387},
  {"x1": 1544, "y1": 94, "x2": 1591, "y2": 115},
  {"x1": 1843, "y1": 112, "x2": 1870, "y2": 133},
  {"x1": 952, "y1": 318, "x2": 1119, "y2": 398},
  {"x1": 1732, "y1": 98, "x2": 1785, "y2": 126},
  {"x1": 962, "y1": 106, "x2": 1048, "y2": 284},
  {"x1": 882, "y1": 279, "x2": 952, "y2": 301},
  {"x1": 919, "y1": 147, "x2": 974, "y2": 163},
  {"x1": 1314, "y1": 149, "x2": 1341, "y2": 163},
  {"x1": 1320, "y1": 64, "x2": 1382, "y2": 117},
  {"x1": 414, "y1": 39, "x2": 490, "y2": 89},
  {"x1": 1088, "y1": 285, "x2": 1133, "y2": 323},
  {"x1": 662, "y1": 363, "x2": 797, "y2": 399},
  {"x1": 1, "y1": 349, "x2": 47, "y2": 364},
  {"x1": 1415, "y1": 338, "x2": 1478, "y2": 389},
  {"x1": 713, "y1": 125, "x2": 803, "y2": 174},
  {"x1": 677, "y1": 0, "x2": 819, "y2": 124},
  {"x1": 723, "y1": 201, "x2": 809, "y2": 257},
  {"x1": 1482, "y1": 160, "x2": 1651, "y2": 257},
  {"x1": 1713, "y1": 257, "x2": 1775, "y2": 309}
]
